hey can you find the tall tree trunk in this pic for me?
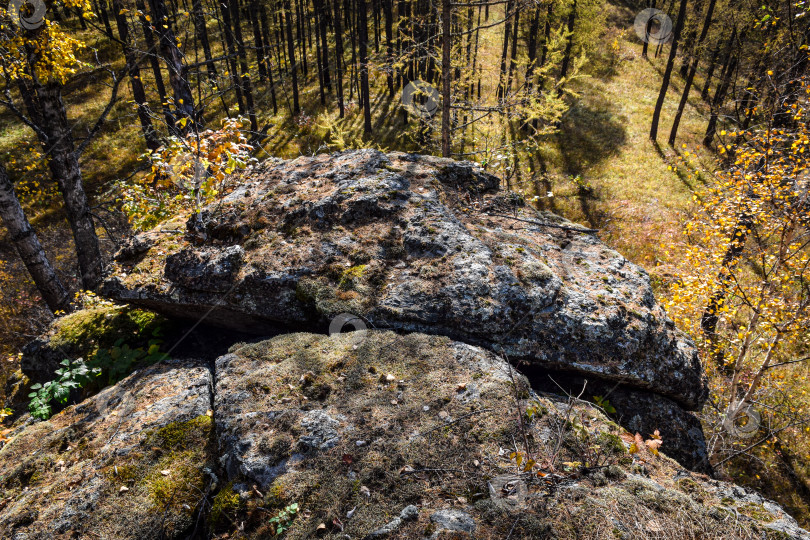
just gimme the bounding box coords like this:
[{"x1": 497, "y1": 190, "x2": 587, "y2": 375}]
[
  {"x1": 249, "y1": 0, "x2": 268, "y2": 82},
  {"x1": 668, "y1": 0, "x2": 716, "y2": 145},
  {"x1": 26, "y1": 83, "x2": 104, "y2": 289},
  {"x1": 259, "y1": 3, "x2": 277, "y2": 97},
  {"x1": 558, "y1": 0, "x2": 577, "y2": 92},
  {"x1": 441, "y1": 0, "x2": 451, "y2": 156},
  {"x1": 704, "y1": 29, "x2": 740, "y2": 147},
  {"x1": 314, "y1": 3, "x2": 326, "y2": 105},
  {"x1": 296, "y1": 0, "x2": 308, "y2": 77},
  {"x1": 219, "y1": 0, "x2": 246, "y2": 114},
  {"x1": 505, "y1": 8, "x2": 520, "y2": 95},
  {"x1": 642, "y1": 0, "x2": 656, "y2": 58},
  {"x1": 383, "y1": 0, "x2": 394, "y2": 95},
  {"x1": 95, "y1": 0, "x2": 115, "y2": 38},
  {"x1": 334, "y1": 0, "x2": 346, "y2": 116},
  {"x1": 700, "y1": 40, "x2": 722, "y2": 101},
  {"x1": 0, "y1": 163, "x2": 70, "y2": 313},
  {"x1": 112, "y1": 0, "x2": 161, "y2": 151},
  {"x1": 284, "y1": 0, "x2": 301, "y2": 114},
  {"x1": 678, "y1": 0, "x2": 704, "y2": 77},
  {"x1": 373, "y1": 0, "x2": 380, "y2": 52},
  {"x1": 649, "y1": 0, "x2": 689, "y2": 142},
  {"x1": 192, "y1": 0, "x2": 218, "y2": 82},
  {"x1": 525, "y1": 7, "x2": 540, "y2": 93},
  {"x1": 496, "y1": 0, "x2": 513, "y2": 100},
  {"x1": 538, "y1": 2, "x2": 552, "y2": 90},
  {"x1": 229, "y1": 0, "x2": 259, "y2": 133},
  {"x1": 148, "y1": 0, "x2": 198, "y2": 131},
  {"x1": 135, "y1": 0, "x2": 173, "y2": 127},
  {"x1": 315, "y1": 0, "x2": 332, "y2": 92},
  {"x1": 358, "y1": 0, "x2": 372, "y2": 133}
]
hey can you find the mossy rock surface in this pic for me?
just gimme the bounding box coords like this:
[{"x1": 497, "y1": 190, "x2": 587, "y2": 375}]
[
  {"x1": 210, "y1": 331, "x2": 806, "y2": 539},
  {"x1": 100, "y1": 150, "x2": 707, "y2": 418},
  {"x1": 20, "y1": 303, "x2": 169, "y2": 386},
  {"x1": 0, "y1": 358, "x2": 211, "y2": 539},
  {"x1": 1, "y1": 328, "x2": 808, "y2": 538}
]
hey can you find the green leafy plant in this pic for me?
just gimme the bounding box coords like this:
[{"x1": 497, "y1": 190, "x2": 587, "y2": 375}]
[
  {"x1": 89, "y1": 337, "x2": 168, "y2": 386},
  {"x1": 28, "y1": 358, "x2": 101, "y2": 420},
  {"x1": 593, "y1": 395, "x2": 616, "y2": 414},
  {"x1": 268, "y1": 502, "x2": 299, "y2": 536}
]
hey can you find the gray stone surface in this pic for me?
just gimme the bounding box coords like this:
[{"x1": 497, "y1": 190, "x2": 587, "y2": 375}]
[
  {"x1": 102, "y1": 150, "x2": 707, "y2": 412},
  {"x1": 430, "y1": 508, "x2": 476, "y2": 532},
  {"x1": 0, "y1": 359, "x2": 212, "y2": 539}
]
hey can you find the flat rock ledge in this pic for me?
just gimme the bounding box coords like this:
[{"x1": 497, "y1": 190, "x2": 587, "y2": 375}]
[{"x1": 2, "y1": 332, "x2": 807, "y2": 539}]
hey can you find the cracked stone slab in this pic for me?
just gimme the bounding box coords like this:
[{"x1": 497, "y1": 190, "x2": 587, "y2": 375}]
[{"x1": 103, "y1": 149, "x2": 708, "y2": 412}]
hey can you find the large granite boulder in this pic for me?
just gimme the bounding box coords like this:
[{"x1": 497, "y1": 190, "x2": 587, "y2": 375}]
[
  {"x1": 2, "y1": 329, "x2": 807, "y2": 539},
  {"x1": 100, "y1": 150, "x2": 708, "y2": 469}
]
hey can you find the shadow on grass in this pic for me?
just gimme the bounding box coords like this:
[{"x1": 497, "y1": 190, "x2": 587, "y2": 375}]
[{"x1": 556, "y1": 93, "x2": 628, "y2": 177}]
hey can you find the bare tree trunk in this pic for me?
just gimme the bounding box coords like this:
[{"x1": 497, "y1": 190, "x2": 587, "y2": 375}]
[
  {"x1": 112, "y1": 0, "x2": 161, "y2": 151},
  {"x1": 284, "y1": 0, "x2": 301, "y2": 114},
  {"x1": 219, "y1": 0, "x2": 246, "y2": 114},
  {"x1": 505, "y1": 8, "x2": 519, "y2": 95},
  {"x1": 441, "y1": 0, "x2": 451, "y2": 156},
  {"x1": 537, "y1": 2, "x2": 552, "y2": 90},
  {"x1": 259, "y1": 4, "x2": 279, "y2": 115},
  {"x1": 704, "y1": 29, "x2": 741, "y2": 147},
  {"x1": 642, "y1": 0, "x2": 656, "y2": 58},
  {"x1": 668, "y1": 0, "x2": 716, "y2": 145},
  {"x1": 26, "y1": 83, "x2": 104, "y2": 289},
  {"x1": 135, "y1": 0, "x2": 173, "y2": 127},
  {"x1": 558, "y1": 0, "x2": 577, "y2": 89},
  {"x1": 383, "y1": 0, "x2": 394, "y2": 95},
  {"x1": 650, "y1": 0, "x2": 689, "y2": 141},
  {"x1": 0, "y1": 163, "x2": 70, "y2": 313},
  {"x1": 95, "y1": 0, "x2": 115, "y2": 38},
  {"x1": 229, "y1": 0, "x2": 259, "y2": 133},
  {"x1": 678, "y1": 0, "x2": 704, "y2": 77},
  {"x1": 496, "y1": 0, "x2": 513, "y2": 100},
  {"x1": 358, "y1": 0, "x2": 373, "y2": 133},
  {"x1": 334, "y1": 0, "x2": 345, "y2": 116},
  {"x1": 192, "y1": 0, "x2": 218, "y2": 82},
  {"x1": 525, "y1": 7, "x2": 540, "y2": 93},
  {"x1": 315, "y1": 0, "x2": 332, "y2": 92},
  {"x1": 700, "y1": 40, "x2": 722, "y2": 101},
  {"x1": 148, "y1": 0, "x2": 198, "y2": 131},
  {"x1": 249, "y1": 0, "x2": 268, "y2": 83},
  {"x1": 296, "y1": 0, "x2": 308, "y2": 77}
]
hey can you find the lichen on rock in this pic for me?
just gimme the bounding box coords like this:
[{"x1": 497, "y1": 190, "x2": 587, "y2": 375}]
[{"x1": 100, "y1": 150, "x2": 709, "y2": 471}]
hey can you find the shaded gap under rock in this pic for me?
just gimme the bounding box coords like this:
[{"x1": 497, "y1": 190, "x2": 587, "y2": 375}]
[{"x1": 523, "y1": 365, "x2": 713, "y2": 475}]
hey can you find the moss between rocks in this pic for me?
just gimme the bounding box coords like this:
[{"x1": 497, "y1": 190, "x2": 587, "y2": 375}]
[
  {"x1": 338, "y1": 264, "x2": 368, "y2": 290},
  {"x1": 295, "y1": 277, "x2": 369, "y2": 318},
  {"x1": 210, "y1": 483, "x2": 243, "y2": 524},
  {"x1": 739, "y1": 503, "x2": 776, "y2": 523},
  {"x1": 50, "y1": 304, "x2": 167, "y2": 359}
]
